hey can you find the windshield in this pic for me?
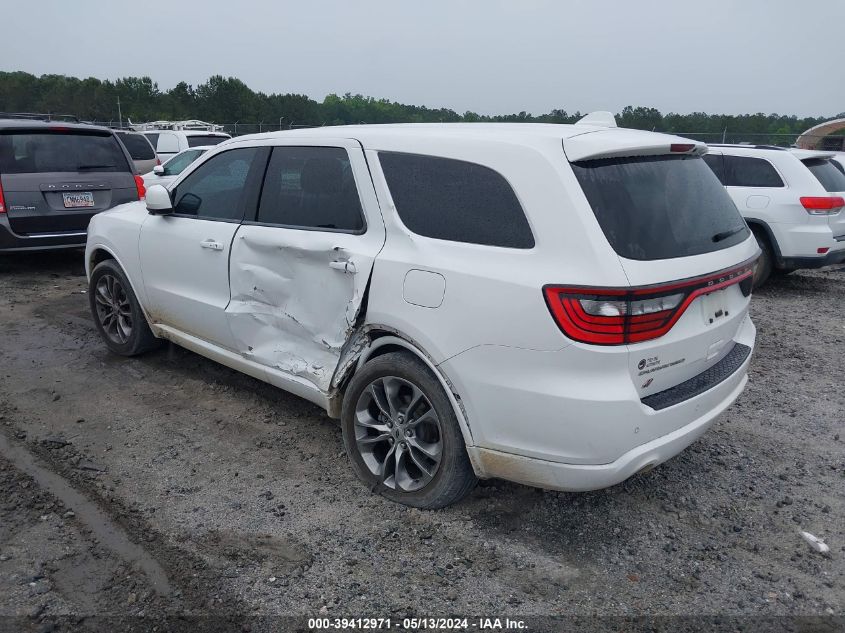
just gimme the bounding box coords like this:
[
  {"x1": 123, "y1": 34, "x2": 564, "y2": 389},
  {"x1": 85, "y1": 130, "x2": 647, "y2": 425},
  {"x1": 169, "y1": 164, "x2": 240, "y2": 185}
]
[
  {"x1": 0, "y1": 131, "x2": 131, "y2": 174},
  {"x1": 802, "y1": 158, "x2": 845, "y2": 192},
  {"x1": 571, "y1": 154, "x2": 749, "y2": 260}
]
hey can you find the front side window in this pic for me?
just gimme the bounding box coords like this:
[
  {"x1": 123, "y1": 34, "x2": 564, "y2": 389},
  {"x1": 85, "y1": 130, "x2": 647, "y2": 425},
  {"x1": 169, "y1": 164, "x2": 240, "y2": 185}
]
[
  {"x1": 572, "y1": 154, "x2": 749, "y2": 261},
  {"x1": 0, "y1": 131, "x2": 131, "y2": 173},
  {"x1": 702, "y1": 154, "x2": 726, "y2": 184},
  {"x1": 172, "y1": 147, "x2": 259, "y2": 221},
  {"x1": 802, "y1": 158, "x2": 845, "y2": 192},
  {"x1": 162, "y1": 149, "x2": 204, "y2": 176},
  {"x1": 724, "y1": 155, "x2": 784, "y2": 187},
  {"x1": 256, "y1": 146, "x2": 364, "y2": 232},
  {"x1": 378, "y1": 152, "x2": 534, "y2": 248}
]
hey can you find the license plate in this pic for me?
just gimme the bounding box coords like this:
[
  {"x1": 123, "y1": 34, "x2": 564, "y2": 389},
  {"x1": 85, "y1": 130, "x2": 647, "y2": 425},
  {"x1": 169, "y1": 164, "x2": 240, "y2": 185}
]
[
  {"x1": 701, "y1": 288, "x2": 728, "y2": 325},
  {"x1": 62, "y1": 192, "x2": 94, "y2": 208}
]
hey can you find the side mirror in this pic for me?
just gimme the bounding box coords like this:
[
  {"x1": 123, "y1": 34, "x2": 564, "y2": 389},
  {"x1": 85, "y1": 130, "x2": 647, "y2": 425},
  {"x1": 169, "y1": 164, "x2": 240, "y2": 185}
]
[
  {"x1": 153, "y1": 165, "x2": 164, "y2": 175},
  {"x1": 146, "y1": 184, "x2": 173, "y2": 215}
]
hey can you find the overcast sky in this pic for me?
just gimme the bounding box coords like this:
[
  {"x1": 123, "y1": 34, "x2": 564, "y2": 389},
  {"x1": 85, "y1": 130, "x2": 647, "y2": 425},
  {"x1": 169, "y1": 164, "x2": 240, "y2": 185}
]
[{"x1": 4, "y1": 0, "x2": 843, "y2": 117}]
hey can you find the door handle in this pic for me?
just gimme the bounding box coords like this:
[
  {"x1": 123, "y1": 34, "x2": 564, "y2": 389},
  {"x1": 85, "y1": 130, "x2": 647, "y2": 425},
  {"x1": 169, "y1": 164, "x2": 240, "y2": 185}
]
[
  {"x1": 200, "y1": 239, "x2": 224, "y2": 251},
  {"x1": 329, "y1": 259, "x2": 357, "y2": 274}
]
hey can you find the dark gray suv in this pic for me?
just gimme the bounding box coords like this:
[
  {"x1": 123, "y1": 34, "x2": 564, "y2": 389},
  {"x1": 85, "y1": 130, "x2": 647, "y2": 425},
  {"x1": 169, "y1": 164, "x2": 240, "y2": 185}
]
[{"x1": 0, "y1": 118, "x2": 143, "y2": 252}]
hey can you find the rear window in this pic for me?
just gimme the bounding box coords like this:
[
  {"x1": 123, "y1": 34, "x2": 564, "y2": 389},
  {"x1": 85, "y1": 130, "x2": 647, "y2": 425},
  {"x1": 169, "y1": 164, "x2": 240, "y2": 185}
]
[
  {"x1": 802, "y1": 158, "x2": 845, "y2": 192},
  {"x1": 0, "y1": 131, "x2": 131, "y2": 174},
  {"x1": 572, "y1": 155, "x2": 749, "y2": 261},
  {"x1": 378, "y1": 152, "x2": 534, "y2": 248},
  {"x1": 116, "y1": 132, "x2": 155, "y2": 160},
  {"x1": 187, "y1": 135, "x2": 228, "y2": 148}
]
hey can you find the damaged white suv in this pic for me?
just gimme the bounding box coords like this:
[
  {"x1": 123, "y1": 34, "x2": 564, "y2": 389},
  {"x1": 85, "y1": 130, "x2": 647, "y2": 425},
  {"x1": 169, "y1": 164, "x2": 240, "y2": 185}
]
[{"x1": 86, "y1": 119, "x2": 759, "y2": 508}]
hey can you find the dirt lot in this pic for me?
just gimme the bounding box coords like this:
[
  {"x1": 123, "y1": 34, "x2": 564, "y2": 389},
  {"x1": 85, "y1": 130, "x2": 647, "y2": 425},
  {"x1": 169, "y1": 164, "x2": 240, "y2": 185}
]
[{"x1": 0, "y1": 251, "x2": 843, "y2": 631}]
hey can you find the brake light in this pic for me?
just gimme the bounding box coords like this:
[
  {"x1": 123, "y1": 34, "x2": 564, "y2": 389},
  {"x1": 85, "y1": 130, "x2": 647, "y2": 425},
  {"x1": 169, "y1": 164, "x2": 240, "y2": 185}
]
[
  {"x1": 0, "y1": 179, "x2": 5, "y2": 213},
  {"x1": 670, "y1": 143, "x2": 696, "y2": 153},
  {"x1": 543, "y1": 257, "x2": 757, "y2": 346},
  {"x1": 800, "y1": 196, "x2": 845, "y2": 215},
  {"x1": 156, "y1": 157, "x2": 161, "y2": 166},
  {"x1": 134, "y1": 175, "x2": 146, "y2": 200}
]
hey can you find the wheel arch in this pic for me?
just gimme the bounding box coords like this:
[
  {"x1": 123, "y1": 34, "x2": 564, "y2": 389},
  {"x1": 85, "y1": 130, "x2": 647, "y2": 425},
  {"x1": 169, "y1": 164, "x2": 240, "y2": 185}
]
[
  {"x1": 87, "y1": 244, "x2": 155, "y2": 330},
  {"x1": 329, "y1": 327, "x2": 476, "y2": 448},
  {"x1": 745, "y1": 219, "x2": 783, "y2": 267}
]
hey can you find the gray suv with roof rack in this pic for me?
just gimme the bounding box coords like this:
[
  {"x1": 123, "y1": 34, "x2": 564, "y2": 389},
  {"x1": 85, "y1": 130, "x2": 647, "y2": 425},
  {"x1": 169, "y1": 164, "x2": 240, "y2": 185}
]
[{"x1": 0, "y1": 116, "x2": 144, "y2": 252}]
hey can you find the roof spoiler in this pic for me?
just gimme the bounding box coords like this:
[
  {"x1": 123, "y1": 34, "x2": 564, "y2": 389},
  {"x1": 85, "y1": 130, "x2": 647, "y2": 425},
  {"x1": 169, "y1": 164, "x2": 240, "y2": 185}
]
[
  {"x1": 564, "y1": 129, "x2": 707, "y2": 162},
  {"x1": 576, "y1": 111, "x2": 617, "y2": 128}
]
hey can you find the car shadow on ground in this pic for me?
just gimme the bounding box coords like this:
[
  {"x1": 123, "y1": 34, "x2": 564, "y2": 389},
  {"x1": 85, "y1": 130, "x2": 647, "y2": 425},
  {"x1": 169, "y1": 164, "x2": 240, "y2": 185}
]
[{"x1": 0, "y1": 249, "x2": 87, "y2": 277}]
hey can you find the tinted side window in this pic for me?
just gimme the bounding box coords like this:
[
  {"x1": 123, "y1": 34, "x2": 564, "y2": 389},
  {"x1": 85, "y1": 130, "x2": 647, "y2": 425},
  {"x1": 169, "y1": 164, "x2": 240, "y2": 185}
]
[
  {"x1": 802, "y1": 158, "x2": 845, "y2": 192},
  {"x1": 379, "y1": 152, "x2": 534, "y2": 248},
  {"x1": 724, "y1": 155, "x2": 784, "y2": 187},
  {"x1": 256, "y1": 147, "x2": 364, "y2": 232},
  {"x1": 172, "y1": 147, "x2": 259, "y2": 221},
  {"x1": 702, "y1": 154, "x2": 726, "y2": 184},
  {"x1": 143, "y1": 132, "x2": 160, "y2": 148},
  {"x1": 116, "y1": 133, "x2": 155, "y2": 160},
  {"x1": 188, "y1": 135, "x2": 228, "y2": 147}
]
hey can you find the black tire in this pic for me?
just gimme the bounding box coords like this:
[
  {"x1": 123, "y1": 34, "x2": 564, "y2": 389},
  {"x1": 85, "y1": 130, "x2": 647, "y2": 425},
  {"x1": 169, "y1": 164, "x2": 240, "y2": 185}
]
[
  {"x1": 89, "y1": 259, "x2": 160, "y2": 356},
  {"x1": 751, "y1": 228, "x2": 774, "y2": 289},
  {"x1": 341, "y1": 352, "x2": 477, "y2": 509}
]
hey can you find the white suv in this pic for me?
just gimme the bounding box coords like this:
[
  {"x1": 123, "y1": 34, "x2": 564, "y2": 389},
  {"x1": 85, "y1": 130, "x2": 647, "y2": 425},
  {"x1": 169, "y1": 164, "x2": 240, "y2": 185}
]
[
  {"x1": 85, "y1": 120, "x2": 758, "y2": 508},
  {"x1": 704, "y1": 144, "x2": 845, "y2": 286},
  {"x1": 133, "y1": 120, "x2": 230, "y2": 162}
]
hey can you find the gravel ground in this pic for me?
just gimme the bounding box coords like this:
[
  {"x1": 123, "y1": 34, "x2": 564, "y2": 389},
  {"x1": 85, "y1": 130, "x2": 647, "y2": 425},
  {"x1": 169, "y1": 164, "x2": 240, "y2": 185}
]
[{"x1": 0, "y1": 251, "x2": 842, "y2": 631}]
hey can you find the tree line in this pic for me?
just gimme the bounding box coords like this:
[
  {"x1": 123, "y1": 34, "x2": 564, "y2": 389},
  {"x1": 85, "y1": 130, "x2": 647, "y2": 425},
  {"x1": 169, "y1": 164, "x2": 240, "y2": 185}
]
[{"x1": 1, "y1": 71, "x2": 842, "y2": 142}]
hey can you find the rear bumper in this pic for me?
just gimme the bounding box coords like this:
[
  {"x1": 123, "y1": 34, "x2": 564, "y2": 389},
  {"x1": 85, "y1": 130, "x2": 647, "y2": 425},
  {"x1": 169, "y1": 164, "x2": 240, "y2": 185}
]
[
  {"x1": 447, "y1": 315, "x2": 755, "y2": 491},
  {"x1": 781, "y1": 249, "x2": 845, "y2": 269},
  {"x1": 468, "y1": 369, "x2": 747, "y2": 492},
  {"x1": 0, "y1": 217, "x2": 87, "y2": 252}
]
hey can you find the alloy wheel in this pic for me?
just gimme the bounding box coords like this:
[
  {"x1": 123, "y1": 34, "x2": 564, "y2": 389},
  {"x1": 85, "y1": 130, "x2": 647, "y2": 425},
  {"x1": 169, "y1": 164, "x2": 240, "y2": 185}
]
[{"x1": 94, "y1": 274, "x2": 133, "y2": 345}]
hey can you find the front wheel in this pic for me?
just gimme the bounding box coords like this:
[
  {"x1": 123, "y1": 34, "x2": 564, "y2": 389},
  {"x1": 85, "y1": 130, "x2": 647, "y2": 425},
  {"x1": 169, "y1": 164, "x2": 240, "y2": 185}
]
[
  {"x1": 89, "y1": 260, "x2": 160, "y2": 356},
  {"x1": 341, "y1": 352, "x2": 477, "y2": 509}
]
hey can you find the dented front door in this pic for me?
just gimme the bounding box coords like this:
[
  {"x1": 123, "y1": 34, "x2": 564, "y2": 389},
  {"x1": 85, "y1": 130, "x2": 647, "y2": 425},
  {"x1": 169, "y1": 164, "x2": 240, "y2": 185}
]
[{"x1": 226, "y1": 139, "x2": 385, "y2": 394}]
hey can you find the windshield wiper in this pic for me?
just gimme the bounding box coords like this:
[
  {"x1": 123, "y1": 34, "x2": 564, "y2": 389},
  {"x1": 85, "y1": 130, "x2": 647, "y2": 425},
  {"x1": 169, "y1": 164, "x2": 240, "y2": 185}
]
[
  {"x1": 76, "y1": 164, "x2": 115, "y2": 170},
  {"x1": 712, "y1": 226, "x2": 746, "y2": 242}
]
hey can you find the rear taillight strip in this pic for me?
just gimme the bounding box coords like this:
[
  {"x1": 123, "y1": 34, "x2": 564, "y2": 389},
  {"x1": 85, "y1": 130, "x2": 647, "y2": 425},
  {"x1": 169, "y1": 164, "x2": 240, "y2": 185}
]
[{"x1": 544, "y1": 256, "x2": 756, "y2": 346}]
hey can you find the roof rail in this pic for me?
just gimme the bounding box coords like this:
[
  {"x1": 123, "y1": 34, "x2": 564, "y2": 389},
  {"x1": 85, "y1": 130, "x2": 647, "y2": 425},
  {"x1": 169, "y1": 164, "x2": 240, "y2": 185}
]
[
  {"x1": 129, "y1": 119, "x2": 225, "y2": 132},
  {"x1": 0, "y1": 112, "x2": 81, "y2": 123}
]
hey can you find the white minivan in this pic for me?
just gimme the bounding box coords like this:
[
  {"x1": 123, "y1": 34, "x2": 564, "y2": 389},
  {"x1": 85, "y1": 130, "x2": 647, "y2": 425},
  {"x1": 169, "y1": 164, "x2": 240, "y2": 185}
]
[{"x1": 85, "y1": 119, "x2": 758, "y2": 508}]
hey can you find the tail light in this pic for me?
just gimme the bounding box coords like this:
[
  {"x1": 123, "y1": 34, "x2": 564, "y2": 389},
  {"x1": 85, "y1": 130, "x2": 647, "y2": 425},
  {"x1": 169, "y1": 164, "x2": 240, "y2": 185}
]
[
  {"x1": 544, "y1": 257, "x2": 757, "y2": 346},
  {"x1": 800, "y1": 196, "x2": 844, "y2": 215},
  {"x1": 156, "y1": 157, "x2": 161, "y2": 166},
  {"x1": 0, "y1": 179, "x2": 5, "y2": 213},
  {"x1": 134, "y1": 175, "x2": 146, "y2": 200}
]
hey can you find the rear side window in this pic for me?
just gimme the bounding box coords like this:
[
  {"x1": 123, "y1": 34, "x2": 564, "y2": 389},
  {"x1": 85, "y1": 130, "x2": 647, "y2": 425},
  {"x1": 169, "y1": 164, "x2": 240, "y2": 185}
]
[
  {"x1": 572, "y1": 155, "x2": 749, "y2": 261},
  {"x1": 0, "y1": 131, "x2": 131, "y2": 174},
  {"x1": 802, "y1": 158, "x2": 845, "y2": 192},
  {"x1": 116, "y1": 133, "x2": 155, "y2": 160},
  {"x1": 187, "y1": 135, "x2": 228, "y2": 148},
  {"x1": 143, "y1": 132, "x2": 160, "y2": 148},
  {"x1": 379, "y1": 152, "x2": 534, "y2": 248},
  {"x1": 724, "y1": 155, "x2": 784, "y2": 187},
  {"x1": 256, "y1": 147, "x2": 364, "y2": 232}
]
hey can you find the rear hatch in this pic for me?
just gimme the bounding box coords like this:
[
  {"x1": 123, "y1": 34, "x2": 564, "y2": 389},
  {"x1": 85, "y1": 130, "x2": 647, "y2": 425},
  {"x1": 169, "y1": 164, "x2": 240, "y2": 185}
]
[
  {"x1": 562, "y1": 129, "x2": 758, "y2": 401},
  {"x1": 0, "y1": 128, "x2": 138, "y2": 235},
  {"x1": 799, "y1": 155, "x2": 845, "y2": 240}
]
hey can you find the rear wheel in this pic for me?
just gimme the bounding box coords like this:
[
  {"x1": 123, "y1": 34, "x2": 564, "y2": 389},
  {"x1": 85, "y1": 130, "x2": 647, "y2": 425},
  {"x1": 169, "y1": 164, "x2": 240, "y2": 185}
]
[
  {"x1": 341, "y1": 352, "x2": 477, "y2": 509},
  {"x1": 751, "y1": 227, "x2": 774, "y2": 289},
  {"x1": 89, "y1": 260, "x2": 160, "y2": 356}
]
